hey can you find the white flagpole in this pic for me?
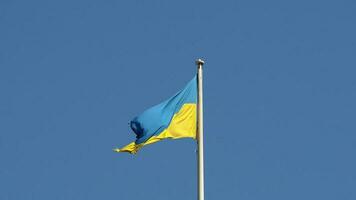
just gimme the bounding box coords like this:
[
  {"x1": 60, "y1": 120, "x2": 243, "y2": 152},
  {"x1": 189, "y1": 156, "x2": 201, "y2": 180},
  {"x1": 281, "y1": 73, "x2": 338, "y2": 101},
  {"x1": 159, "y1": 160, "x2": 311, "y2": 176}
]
[{"x1": 196, "y1": 58, "x2": 205, "y2": 200}]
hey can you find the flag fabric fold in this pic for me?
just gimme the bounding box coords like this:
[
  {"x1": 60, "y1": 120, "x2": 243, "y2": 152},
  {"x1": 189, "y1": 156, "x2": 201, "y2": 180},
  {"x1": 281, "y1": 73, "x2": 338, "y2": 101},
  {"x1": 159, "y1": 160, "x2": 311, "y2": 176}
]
[{"x1": 114, "y1": 75, "x2": 197, "y2": 154}]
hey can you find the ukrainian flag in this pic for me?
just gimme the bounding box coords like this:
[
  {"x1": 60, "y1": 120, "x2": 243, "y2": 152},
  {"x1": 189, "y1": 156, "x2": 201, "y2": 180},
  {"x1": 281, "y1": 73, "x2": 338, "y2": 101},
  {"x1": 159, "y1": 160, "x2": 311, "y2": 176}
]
[{"x1": 114, "y1": 75, "x2": 197, "y2": 154}]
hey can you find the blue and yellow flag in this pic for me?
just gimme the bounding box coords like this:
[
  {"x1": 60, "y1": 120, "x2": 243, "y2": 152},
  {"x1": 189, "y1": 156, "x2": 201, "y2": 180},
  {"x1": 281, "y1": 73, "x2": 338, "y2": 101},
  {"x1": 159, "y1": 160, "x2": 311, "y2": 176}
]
[{"x1": 114, "y1": 76, "x2": 197, "y2": 154}]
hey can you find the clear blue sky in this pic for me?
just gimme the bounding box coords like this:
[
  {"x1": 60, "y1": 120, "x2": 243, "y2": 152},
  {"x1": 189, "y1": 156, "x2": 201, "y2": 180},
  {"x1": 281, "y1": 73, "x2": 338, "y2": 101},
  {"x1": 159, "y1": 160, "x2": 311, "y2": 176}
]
[{"x1": 1, "y1": 0, "x2": 356, "y2": 199}]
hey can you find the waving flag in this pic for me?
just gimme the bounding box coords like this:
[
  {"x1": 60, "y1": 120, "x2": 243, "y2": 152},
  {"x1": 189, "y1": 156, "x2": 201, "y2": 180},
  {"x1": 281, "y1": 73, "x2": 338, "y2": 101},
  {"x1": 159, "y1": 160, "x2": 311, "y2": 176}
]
[{"x1": 115, "y1": 76, "x2": 197, "y2": 154}]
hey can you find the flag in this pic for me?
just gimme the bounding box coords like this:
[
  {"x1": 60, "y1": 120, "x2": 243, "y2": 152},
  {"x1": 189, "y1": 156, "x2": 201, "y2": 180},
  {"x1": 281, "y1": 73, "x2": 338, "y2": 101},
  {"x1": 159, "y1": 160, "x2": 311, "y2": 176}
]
[{"x1": 114, "y1": 75, "x2": 197, "y2": 154}]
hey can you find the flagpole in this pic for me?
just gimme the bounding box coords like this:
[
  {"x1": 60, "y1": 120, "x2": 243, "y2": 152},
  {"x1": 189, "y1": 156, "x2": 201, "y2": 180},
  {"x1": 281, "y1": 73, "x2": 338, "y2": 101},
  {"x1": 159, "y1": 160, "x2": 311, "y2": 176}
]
[{"x1": 196, "y1": 58, "x2": 205, "y2": 200}]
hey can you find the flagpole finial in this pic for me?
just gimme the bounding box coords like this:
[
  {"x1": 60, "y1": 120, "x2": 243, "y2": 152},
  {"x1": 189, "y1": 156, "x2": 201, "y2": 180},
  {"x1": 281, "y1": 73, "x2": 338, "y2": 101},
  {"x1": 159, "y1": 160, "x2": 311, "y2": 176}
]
[{"x1": 196, "y1": 59, "x2": 205, "y2": 66}]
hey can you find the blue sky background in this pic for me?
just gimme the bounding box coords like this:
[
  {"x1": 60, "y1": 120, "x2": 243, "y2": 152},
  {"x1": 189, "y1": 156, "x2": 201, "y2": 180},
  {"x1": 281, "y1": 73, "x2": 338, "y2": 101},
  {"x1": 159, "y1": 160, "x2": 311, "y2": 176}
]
[{"x1": 1, "y1": 0, "x2": 356, "y2": 199}]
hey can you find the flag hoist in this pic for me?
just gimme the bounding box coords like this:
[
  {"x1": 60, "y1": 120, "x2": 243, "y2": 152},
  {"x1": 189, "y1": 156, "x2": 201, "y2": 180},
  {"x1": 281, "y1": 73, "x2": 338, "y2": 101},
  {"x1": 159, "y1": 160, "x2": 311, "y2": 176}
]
[
  {"x1": 196, "y1": 59, "x2": 205, "y2": 200},
  {"x1": 114, "y1": 59, "x2": 205, "y2": 200}
]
